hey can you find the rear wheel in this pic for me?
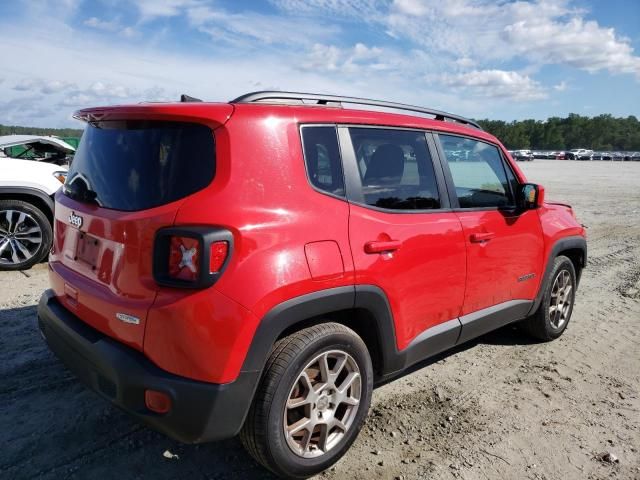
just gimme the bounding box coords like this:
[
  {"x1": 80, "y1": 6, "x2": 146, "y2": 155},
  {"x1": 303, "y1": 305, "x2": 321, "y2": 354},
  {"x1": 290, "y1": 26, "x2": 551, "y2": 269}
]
[
  {"x1": 240, "y1": 323, "x2": 373, "y2": 478},
  {"x1": 521, "y1": 255, "x2": 576, "y2": 341},
  {"x1": 0, "y1": 199, "x2": 52, "y2": 271}
]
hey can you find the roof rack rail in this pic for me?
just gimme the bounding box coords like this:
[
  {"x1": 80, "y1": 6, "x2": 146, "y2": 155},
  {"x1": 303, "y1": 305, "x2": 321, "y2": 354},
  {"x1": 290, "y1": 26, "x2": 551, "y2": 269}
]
[{"x1": 231, "y1": 91, "x2": 482, "y2": 130}]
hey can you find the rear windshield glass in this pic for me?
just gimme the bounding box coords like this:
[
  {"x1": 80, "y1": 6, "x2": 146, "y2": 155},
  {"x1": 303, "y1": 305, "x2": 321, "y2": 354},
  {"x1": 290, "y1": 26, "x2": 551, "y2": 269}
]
[{"x1": 65, "y1": 120, "x2": 215, "y2": 211}]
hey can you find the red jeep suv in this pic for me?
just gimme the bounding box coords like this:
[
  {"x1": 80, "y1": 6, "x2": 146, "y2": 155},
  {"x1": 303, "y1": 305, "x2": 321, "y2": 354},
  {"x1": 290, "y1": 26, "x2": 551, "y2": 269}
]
[{"x1": 38, "y1": 91, "x2": 586, "y2": 478}]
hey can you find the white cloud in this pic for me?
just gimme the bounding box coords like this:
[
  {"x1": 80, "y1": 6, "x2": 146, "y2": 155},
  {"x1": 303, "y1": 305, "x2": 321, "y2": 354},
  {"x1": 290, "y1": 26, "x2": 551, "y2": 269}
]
[
  {"x1": 302, "y1": 43, "x2": 389, "y2": 74},
  {"x1": 440, "y1": 70, "x2": 548, "y2": 100},
  {"x1": 392, "y1": 0, "x2": 429, "y2": 16},
  {"x1": 133, "y1": 0, "x2": 198, "y2": 20},
  {"x1": 185, "y1": 6, "x2": 340, "y2": 47},
  {"x1": 278, "y1": 0, "x2": 640, "y2": 79},
  {"x1": 269, "y1": 0, "x2": 386, "y2": 19},
  {"x1": 13, "y1": 79, "x2": 76, "y2": 95},
  {"x1": 504, "y1": 18, "x2": 640, "y2": 76},
  {"x1": 84, "y1": 16, "x2": 119, "y2": 32},
  {"x1": 553, "y1": 81, "x2": 568, "y2": 92}
]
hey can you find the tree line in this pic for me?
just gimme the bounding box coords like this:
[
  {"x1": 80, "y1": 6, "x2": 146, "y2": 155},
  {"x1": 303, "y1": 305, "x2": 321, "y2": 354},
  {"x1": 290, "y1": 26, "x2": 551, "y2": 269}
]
[
  {"x1": 2, "y1": 113, "x2": 640, "y2": 151},
  {"x1": 0, "y1": 124, "x2": 83, "y2": 138},
  {"x1": 477, "y1": 114, "x2": 640, "y2": 151}
]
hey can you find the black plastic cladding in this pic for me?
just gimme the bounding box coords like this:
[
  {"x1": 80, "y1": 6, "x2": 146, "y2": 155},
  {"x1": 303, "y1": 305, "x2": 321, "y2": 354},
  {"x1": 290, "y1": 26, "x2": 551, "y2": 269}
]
[{"x1": 153, "y1": 226, "x2": 233, "y2": 289}]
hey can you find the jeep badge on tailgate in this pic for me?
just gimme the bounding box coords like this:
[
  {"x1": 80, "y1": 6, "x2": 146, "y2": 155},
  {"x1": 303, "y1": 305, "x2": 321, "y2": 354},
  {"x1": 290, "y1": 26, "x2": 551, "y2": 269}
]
[{"x1": 68, "y1": 212, "x2": 83, "y2": 228}]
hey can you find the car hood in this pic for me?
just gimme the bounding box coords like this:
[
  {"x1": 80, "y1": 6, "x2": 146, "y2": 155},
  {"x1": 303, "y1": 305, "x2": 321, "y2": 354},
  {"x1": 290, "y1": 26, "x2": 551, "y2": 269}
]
[{"x1": 0, "y1": 135, "x2": 76, "y2": 154}]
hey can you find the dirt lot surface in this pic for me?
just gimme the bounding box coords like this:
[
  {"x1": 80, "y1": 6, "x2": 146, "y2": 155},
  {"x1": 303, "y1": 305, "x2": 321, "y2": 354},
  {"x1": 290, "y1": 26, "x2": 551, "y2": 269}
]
[{"x1": 1, "y1": 160, "x2": 639, "y2": 480}]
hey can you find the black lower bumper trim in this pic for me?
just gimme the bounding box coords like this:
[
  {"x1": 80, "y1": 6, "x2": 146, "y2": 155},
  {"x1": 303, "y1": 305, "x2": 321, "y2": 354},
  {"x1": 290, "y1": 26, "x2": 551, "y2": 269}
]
[{"x1": 37, "y1": 290, "x2": 258, "y2": 444}]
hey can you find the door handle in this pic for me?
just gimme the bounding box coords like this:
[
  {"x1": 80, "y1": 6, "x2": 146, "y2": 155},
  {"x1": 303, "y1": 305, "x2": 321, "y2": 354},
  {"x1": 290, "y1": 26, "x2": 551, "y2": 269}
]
[
  {"x1": 364, "y1": 240, "x2": 402, "y2": 254},
  {"x1": 470, "y1": 232, "x2": 495, "y2": 243}
]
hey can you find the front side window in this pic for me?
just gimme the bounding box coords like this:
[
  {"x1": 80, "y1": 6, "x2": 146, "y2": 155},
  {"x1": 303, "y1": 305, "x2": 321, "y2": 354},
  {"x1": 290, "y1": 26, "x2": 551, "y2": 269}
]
[
  {"x1": 301, "y1": 126, "x2": 345, "y2": 197},
  {"x1": 439, "y1": 134, "x2": 513, "y2": 208},
  {"x1": 348, "y1": 128, "x2": 440, "y2": 210}
]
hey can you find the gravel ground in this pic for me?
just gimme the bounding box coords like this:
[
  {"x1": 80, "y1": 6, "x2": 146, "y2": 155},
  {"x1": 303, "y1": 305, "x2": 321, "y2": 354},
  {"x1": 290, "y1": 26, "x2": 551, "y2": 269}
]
[{"x1": 1, "y1": 160, "x2": 639, "y2": 480}]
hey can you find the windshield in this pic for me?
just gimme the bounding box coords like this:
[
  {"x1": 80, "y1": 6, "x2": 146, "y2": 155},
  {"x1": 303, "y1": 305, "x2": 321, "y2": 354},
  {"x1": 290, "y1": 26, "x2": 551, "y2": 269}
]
[{"x1": 65, "y1": 120, "x2": 215, "y2": 211}]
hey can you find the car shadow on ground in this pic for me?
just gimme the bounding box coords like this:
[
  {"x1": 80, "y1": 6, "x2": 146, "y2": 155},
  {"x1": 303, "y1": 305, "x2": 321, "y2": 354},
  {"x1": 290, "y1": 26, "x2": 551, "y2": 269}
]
[
  {"x1": 378, "y1": 323, "x2": 539, "y2": 387},
  {"x1": 0, "y1": 304, "x2": 276, "y2": 480},
  {"x1": 1, "y1": 303, "x2": 535, "y2": 479}
]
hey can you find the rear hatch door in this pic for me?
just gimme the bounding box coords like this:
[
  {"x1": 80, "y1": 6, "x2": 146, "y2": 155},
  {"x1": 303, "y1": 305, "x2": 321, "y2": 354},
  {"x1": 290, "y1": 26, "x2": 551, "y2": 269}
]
[{"x1": 50, "y1": 108, "x2": 230, "y2": 350}]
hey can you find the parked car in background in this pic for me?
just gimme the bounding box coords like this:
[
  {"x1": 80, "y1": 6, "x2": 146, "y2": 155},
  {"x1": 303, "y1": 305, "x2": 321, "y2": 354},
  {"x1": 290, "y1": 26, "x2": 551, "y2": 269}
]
[
  {"x1": 509, "y1": 149, "x2": 534, "y2": 161},
  {"x1": 1, "y1": 134, "x2": 75, "y2": 166},
  {"x1": 0, "y1": 135, "x2": 71, "y2": 270},
  {"x1": 565, "y1": 148, "x2": 593, "y2": 160}
]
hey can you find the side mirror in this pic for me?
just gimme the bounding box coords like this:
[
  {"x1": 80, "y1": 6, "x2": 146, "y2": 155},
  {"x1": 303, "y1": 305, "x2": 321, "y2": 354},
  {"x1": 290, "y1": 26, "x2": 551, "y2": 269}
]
[{"x1": 519, "y1": 183, "x2": 545, "y2": 209}]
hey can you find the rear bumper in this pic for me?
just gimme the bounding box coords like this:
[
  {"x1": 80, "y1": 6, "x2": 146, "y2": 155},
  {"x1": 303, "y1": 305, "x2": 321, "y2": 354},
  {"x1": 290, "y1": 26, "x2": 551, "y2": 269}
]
[{"x1": 37, "y1": 289, "x2": 258, "y2": 443}]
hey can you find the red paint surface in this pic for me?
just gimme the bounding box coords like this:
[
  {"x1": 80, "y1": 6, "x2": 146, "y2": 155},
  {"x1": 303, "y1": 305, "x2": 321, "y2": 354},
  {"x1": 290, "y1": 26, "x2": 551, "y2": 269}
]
[{"x1": 48, "y1": 101, "x2": 586, "y2": 384}]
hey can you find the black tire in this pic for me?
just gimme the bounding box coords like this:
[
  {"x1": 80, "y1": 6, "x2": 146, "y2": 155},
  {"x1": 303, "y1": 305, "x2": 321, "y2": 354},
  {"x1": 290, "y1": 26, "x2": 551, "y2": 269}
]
[
  {"x1": 521, "y1": 255, "x2": 576, "y2": 341},
  {"x1": 240, "y1": 322, "x2": 373, "y2": 479},
  {"x1": 0, "y1": 199, "x2": 52, "y2": 271}
]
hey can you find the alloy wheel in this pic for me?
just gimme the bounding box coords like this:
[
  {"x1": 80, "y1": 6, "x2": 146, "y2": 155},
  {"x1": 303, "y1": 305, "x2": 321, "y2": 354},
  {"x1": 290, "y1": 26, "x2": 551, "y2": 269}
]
[
  {"x1": 549, "y1": 269, "x2": 573, "y2": 329},
  {"x1": 0, "y1": 209, "x2": 43, "y2": 267},
  {"x1": 284, "y1": 350, "x2": 362, "y2": 458}
]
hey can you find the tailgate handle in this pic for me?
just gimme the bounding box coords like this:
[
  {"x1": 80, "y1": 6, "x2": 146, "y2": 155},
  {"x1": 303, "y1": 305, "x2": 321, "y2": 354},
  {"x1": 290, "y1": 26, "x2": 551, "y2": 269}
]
[
  {"x1": 364, "y1": 240, "x2": 402, "y2": 254},
  {"x1": 470, "y1": 232, "x2": 495, "y2": 243}
]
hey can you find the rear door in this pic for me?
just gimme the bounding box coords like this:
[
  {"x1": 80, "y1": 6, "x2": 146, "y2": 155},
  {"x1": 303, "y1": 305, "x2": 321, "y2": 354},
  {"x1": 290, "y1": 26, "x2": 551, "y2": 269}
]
[
  {"x1": 435, "y1": 134, "x2": 544, "y2": 320},
  {"x1": 341, "y1": 126, "x2": 466, "y2": 352},
  {"x1": 49, "y1": 120, "x2": 217, "y2": 350}
]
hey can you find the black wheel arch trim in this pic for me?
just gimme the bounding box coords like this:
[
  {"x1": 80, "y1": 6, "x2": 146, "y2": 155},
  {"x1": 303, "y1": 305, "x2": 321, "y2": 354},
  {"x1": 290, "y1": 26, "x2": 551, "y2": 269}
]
[
  {"x1": 528, "y1": 235, "x2": 587, "y2": 316},
  {"x1": 240, "y1": 285, "x2": 539, "y2": 384},
  {"x1": 0, "y1": 186, "x2": 55, "y2": 215}
]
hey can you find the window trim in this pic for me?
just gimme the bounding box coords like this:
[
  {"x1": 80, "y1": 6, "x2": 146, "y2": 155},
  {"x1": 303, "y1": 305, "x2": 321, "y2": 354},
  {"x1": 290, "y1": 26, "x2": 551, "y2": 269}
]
[
  {"x1": 338, "y1": 125, "x2": 450, "y2": 214},
  {"x1": 433, "y1": 132, "x2": 519, "y2": 212},
  {"x1": 299, "y1": 123, "x2": 347, "y2": 202}
]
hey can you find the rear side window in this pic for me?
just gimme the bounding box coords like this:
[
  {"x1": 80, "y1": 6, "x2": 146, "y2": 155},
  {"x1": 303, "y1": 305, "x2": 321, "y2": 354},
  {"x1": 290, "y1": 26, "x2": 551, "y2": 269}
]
[
  {"x1": 439, "y1": 134, "x2": 513, "y2": 208},
  {"x1": 349, "y1": 128, "x2": 440, "y2": 210},
  {"x1": 65, "y1": 121, "x2": 215, "y2": 211},
  {"x1": 301, "y1": 126, "x2": 345, "y2": 197}
]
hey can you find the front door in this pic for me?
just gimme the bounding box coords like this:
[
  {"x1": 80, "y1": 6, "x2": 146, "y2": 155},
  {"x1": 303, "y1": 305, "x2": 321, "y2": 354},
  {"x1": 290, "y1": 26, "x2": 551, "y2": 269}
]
[
  {"x1": 341, "y1": 126, "x2": 467, "y2": 352},
  {"x1": 435, "y1": 134, "x2": 544, "y2": 318}
]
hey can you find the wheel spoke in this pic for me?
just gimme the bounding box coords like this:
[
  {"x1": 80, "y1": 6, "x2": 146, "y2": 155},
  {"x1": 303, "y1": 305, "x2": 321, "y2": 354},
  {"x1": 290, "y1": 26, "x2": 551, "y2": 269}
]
[
  {"x1": 287, "y1": 396, "x2": 311, "y2": 409},
  {"x1": 337, "y1": 372, "x2": 360, "y2": 395},
  {"x1": 299, "y1": 429, "x2": 313, "y2": 452},
  {"x1": 15, "y1": 212, "x2": 26, "y2": 231},
  {"x1": 0, "y1": 238, "x2": 9, "y2": 255},
  {"x1": 10, "y1": 240, "x2": 20, "y2": 263},
  {"x1": 288, "y1": 417, "x2": 313, "y2": 437},
  {"x1": 5, "y1": 210, "x2": 15, "y2": 233},
  {"x1": 14, "y1": 226, "x2": 40, "y2": 236},
  {"x1": 332, "y1": 354, "x2": 348, "y2": 380},
  {"x1": 329, "y1": 418, "x2": 347, "y2": 433},
  {"x1": 13, "y1": 239, "x2": 32, "y2": 259},
  {"x1": 318, "y1": 353, "x2": 331, "y2": 383},
  {"x1": 563, "y1": 285, "x2": 573, "y2": 302},
  {"x1": 318, "y1": 424, "x2": 330, "y2": 452}
]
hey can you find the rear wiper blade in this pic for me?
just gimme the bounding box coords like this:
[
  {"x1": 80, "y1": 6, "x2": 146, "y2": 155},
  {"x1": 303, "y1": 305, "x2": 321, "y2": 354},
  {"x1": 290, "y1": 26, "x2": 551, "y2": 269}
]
[{"x1": 63, "y1": 182, "x2": 100, "y2": 206}]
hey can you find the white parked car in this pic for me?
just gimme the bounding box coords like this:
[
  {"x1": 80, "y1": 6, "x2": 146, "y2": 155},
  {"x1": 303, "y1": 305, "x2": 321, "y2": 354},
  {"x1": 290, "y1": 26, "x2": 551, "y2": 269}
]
[
  {"x1": 0, "y1": 135, "x2": 73, "y2": 270},
  {"x1": 566, "y1": 148, "x2": 593, "y2": 160}
]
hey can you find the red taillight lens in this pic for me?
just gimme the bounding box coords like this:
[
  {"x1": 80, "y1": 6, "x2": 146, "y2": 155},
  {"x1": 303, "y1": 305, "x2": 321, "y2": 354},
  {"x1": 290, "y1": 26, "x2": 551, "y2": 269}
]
[
  {"x1": 209, "y1": 241, "x2": 228, "y2": 273},
  {"x1": 154, "y1": 227, "x2": 232, "y2": 288},
  {"x1": 145, "y1": 389, "x2": 172, "y2": 414},
  {"x1": 168, "y1": 236, "x2": 200, "y2": 281}
]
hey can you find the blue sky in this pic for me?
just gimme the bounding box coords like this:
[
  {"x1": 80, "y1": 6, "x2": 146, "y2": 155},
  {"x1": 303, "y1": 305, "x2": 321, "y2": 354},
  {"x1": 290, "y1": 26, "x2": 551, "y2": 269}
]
[{"x1": 0, "y1": 0, "x2": 638, "y2": 127}]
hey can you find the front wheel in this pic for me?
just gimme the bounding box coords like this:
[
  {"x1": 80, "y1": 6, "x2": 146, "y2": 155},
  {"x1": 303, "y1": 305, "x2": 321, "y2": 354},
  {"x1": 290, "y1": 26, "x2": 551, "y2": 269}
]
[
  {"x1": 0, "y1": 199, "x2": 52, "y2": 271},
  {"x1": 240, "y1": 323, "x2": 373, "y2": 478},
  {"x1": 521, "y1": 255, "x2": 577, "y2": 341}
]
